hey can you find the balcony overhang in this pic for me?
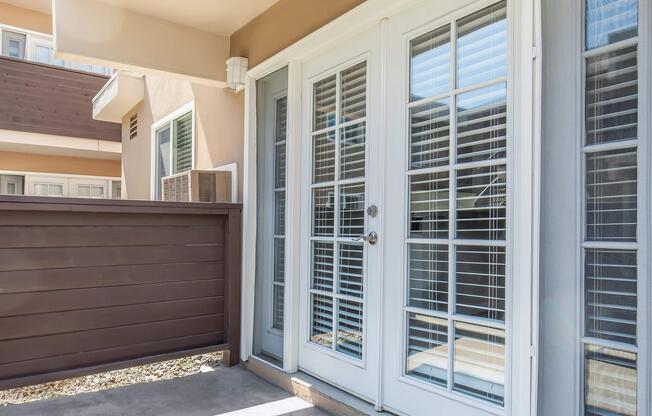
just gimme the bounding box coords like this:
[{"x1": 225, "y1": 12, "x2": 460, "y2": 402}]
[
  {"x1": 51, "y1": 0, "x2": 278, "y2": 85},
  {"x1": 93, "y1": 71, "x2": 144, "y2": 123}
]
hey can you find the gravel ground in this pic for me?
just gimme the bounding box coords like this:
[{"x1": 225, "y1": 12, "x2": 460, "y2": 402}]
[{"x1": 0, "y1": 351, "x2": 223, "y2": 407}]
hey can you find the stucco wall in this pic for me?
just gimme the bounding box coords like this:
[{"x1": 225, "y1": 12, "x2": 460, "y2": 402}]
[
  {"x1": 0, "y1": 151, "x2": 120, "y2": 177},
  {"x1": 230, "y1": 0, "x2": 365, "y2": 68},
  {"x1": 0, "y1": 2, "x2": 52, "y2": 34},
  {"x1": 121, "y1": 75, "x2": 244, "y2": 201}
]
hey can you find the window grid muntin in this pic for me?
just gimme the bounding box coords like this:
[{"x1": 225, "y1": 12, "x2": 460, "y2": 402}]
[
  {"x1": 272, "y1": 96, "x2": 287, "y2": 332},
  {"x1": 309, "y1": 61, "x2": 367, "y2": 360},
  {"x1": 580, "y1": 1, "x2": 642, "y2": 415},
  {"x1": 403, "y1": 1, "x2": 508, "y2": 407}
]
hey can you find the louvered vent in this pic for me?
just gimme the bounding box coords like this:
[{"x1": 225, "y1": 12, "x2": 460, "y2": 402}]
[
  {"x1": 129, "y1": 114, "x2": 138, "y2": 140},
  {"x1": 197, "y1": 172, "x2": 216, "y2": 202}
]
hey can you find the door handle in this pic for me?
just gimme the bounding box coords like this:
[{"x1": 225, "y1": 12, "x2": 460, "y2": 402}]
[{"x1": 355, "y1": 231, "x2": 378, "y2": 245}]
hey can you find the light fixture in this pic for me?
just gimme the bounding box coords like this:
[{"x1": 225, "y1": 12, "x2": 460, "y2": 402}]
[{"x1": 226, "y1": 57, "x2": 248, "y2": 92}]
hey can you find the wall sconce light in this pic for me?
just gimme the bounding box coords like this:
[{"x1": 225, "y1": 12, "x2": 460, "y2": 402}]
[{"x1": 226, "y1": 57, "x2": 248, "y2": 92}]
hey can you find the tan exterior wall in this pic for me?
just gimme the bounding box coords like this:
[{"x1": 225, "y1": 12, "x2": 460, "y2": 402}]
[
  {"x1": 230, "y1": 0, "x2": 365, "y2": 68},
  {"x1": 121, "y1": 76, "x2": 244, "y2": 201},
  {"x1": 0, "y1": 2, "x2": 52, "y2": 34},
  {"x1": 0, "y1": 151, "x2": 120, "y2": 177}
]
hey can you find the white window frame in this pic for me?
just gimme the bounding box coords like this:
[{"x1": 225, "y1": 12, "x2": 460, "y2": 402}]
[
  {"x1": 241, "y1": 1, "x2": 541, "y2": 415},
  {"x1": 149, "y1": 101, "x2": 196, "y2": 200}
]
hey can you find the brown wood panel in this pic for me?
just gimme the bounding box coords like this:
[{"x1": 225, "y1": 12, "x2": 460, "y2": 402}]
[
  {"x1": 0, "y1": 262, "x2": 224, "y2": 294},
  {"x1": 0, "y1": 315, "x2": 224, "y2": 365},
  {"x1": 0, "y1": 244, "x2": 223, "y2": 271},
  {"x1": 0, "y1": 197, "x2": 242, "y2": 388},
  {"x1": 0, "y1": 225, "x2": 225, "y2": 248},
  {"x1": 0, "y1": 57, "x2": 121, "y2": 141},
  {"x1": 1, "y1": 279, "x2": 224, "y2": 317},
  {"x1": 0, "y1": 332, "x2": 223, "y2": 380},
  {"x1": 1, "y1": 297, "x2": 224, "y2": 341}
]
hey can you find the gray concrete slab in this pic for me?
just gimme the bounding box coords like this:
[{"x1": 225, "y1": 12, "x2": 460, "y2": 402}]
[{"x1": 1, "y1": 366, "x2": 329, "y2": 416}]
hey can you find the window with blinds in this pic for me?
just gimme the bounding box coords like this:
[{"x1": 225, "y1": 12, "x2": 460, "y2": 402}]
[
  {"x1": 581, "y1": 1, "x2": 640, "y2": 415},
  {"x1": 272, "y1": 96, "x2": 287, "y2": 331},
  {"x1": 404, "y1": 1, "x2": 507, "y2": 406},
  {"x1": 153, "y1": 109, "x2": 193, "y2": 200},
  {"x1": 309, "y1": 60, "x2": 367, "y2": 360}
]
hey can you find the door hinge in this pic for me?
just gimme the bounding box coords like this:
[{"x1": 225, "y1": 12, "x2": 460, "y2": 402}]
[
  {"x1": 530, "y1": 345, "x2": 537, "y2": 357},
  {"x1": 531, "y1": 46, "x2": 538, "y2": 60}
]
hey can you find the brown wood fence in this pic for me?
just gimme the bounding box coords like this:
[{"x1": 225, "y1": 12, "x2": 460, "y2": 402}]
[{"x1": 0, "y1": 196, "x2": 241, "y2": 390}]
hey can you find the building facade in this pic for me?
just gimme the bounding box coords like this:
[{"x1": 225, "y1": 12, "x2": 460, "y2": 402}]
[
  {"x1": 42, "y1": 0, "x2": 652, "y2": 415},
  {"x1": 0, "y1": 1, "x2": 121, "y2": 198}
]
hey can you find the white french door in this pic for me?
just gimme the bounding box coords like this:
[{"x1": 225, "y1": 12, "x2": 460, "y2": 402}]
[
  {"x1": 297, "y1": 25, "x2": 382, "y2": 401},
  {"x1": 276, "y1": 0, "x2": 535, "y2": 413},
  {"x1": 382, "y1": 1, "x2": 511, "y2": 415}
]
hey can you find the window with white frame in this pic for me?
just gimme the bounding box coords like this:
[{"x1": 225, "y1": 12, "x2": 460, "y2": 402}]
[
  {"x1": 581, "y1": 0, "x2": 640, "y2": 415},
  {"x1": 2, "y1": 30, "x2": 26, "y2": 59},
  {"x1": 154, "y1": 110, "x2": 193, "y2": 200},
  {"x1": 403, "y1": 1, "x2": 508, "y2": 406}
]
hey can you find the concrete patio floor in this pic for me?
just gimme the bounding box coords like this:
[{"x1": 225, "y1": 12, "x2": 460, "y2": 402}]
[{"x1": 1, "y1": 366, "x2": 330, "y2": 416}]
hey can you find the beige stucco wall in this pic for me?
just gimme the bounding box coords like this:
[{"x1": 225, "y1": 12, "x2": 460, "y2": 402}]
[
  {"x1": 121, "y1": 75, "x2": 244, "y2": 201},
  {"x1": 0, "y1": 151, "x2": 120, "y2": 177},
  {"x1": 230, "y1": 0, "x2": 365, "y2": 68},
  {"x1": 0, "y1": 2, "x2": 52, "y2": 33}
]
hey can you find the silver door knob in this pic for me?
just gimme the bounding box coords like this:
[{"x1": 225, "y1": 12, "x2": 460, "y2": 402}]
[{"x1": 355, "y1": 231, "x2": 378, "y2": 245}]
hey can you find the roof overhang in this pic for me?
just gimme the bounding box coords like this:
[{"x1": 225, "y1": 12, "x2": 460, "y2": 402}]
[
  {"x1": 51, "y1": 0, "x2": 277, "y2": 85},
  {"x1": 0, "y1": 129, "x2": 121, "y2": 160},
  {"x1": 93, "y1": 71, "x2": 144, "y2": 123}
]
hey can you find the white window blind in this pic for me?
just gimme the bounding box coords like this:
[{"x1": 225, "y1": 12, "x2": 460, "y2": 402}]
[
  {"x1": 581, "y1": 1, "x2": 641, "y2": 414},
  {"x1": 404, "y1": 1, "x2": 507, "y2": 406},
  {"x1": 173, "y1": 112, "x2": 193, "y2": 174}
]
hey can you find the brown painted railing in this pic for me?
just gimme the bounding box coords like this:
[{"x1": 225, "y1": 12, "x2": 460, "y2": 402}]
[{"x1": 0, "y1": 196, "x2": 241, "y2": 390}]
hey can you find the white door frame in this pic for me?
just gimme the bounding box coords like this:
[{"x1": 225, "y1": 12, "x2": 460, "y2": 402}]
[{"x1": 241, "y1": 0, "x2": 541, "y2": 414}]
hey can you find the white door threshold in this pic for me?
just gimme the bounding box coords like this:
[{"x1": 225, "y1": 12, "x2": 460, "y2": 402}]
[{"x1": 244, "y1": 357, "x2": 395, "y2": 416}]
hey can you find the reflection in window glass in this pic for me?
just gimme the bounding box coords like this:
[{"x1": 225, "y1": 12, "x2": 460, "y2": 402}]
[
  {"x1": 456, "y1": 1, "x2": 507, "y2": 88},
  {"x1": 586, "y1": 0, "x2": 638, "y2": 50},
  {"x1": 410, "y1": 25, "x2": 451, "y2": 101},
  {"x1": 585, "y1": 345, "x2": 637, "y2": 416},
  {"x1": 453, "y1": 322, "x2": 505, "y2": 406},
  {"x1": 406, "y1": 313, "x2": 448, "y2": 387}
]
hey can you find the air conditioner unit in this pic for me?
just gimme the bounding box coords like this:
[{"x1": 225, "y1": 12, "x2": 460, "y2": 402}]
[{"x1": 161, "y1": 170, "x2": 232, "y2": 203}]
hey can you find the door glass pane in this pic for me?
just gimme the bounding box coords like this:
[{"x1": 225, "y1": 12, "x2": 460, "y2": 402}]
[
  {"x1": 455, "y1": 246, "x2": 506, "y2": 322},
  {"x1": 584, "y1": 345, "x2": 637, "y2": 415},
  {"x1": 453, "y1": 322, "x2": 505, "y2": 406},
  {"x1": 585, "y1": 46, "x2": 638, "y2": 145},
  {"x1": 585, "y1": 249, "x2": 637, "y2": 344},
  {"x1": 456, "y1": 1, "x2": 507, "y2": 88},
  {"x1": 456, "y1": 164, "x2": 507, "y2": 240},
  {"x1": 456, "y1": 83, "x2": 507, "y2": 164},
  {"x1": 340, "y1": 122, "x2": 366, "y2": 179},
  {"x1": 408, "y1": 244, "x2": 448, "y2": 312},
  {"x1": 586, "y1": 0, "x2": 638, "y2": 50},
  {"x1": 586, "y1": 148, "x2": 637, "y2": 242},
  {"x1": 410, "y1": 25, "x2": 451, "y2": 101},
  {"x1": 409, "y1": 99, "x2": 450, "y2": 169},
  {"x1": 309, "y1": 62, "x2": 367, "y2": 360},
  {"x1": 409, "y1": 172, "x2": 449, "y2": 239},
  {"x1": 340, "y1": 62, "x2": 367, "y2": 122},
  {"x1": 336, "y1": 299, "x2": 363, "y2": 359},
  {"x1": 406, "y1": 313, "x2": 448, "y2": 387},
  {"x1": 272, "y1": 284, "x2": 284, "y2": 331}
]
